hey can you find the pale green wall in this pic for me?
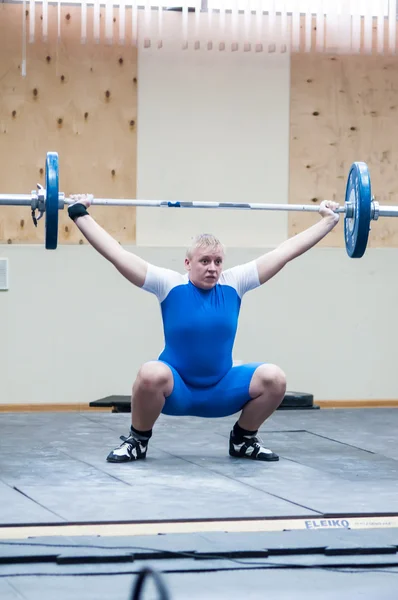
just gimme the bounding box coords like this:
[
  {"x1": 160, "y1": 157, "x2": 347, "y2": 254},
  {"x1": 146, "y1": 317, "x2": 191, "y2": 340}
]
[{"x1": 0, "y1": 245, "x2": 396, "y2": 405}]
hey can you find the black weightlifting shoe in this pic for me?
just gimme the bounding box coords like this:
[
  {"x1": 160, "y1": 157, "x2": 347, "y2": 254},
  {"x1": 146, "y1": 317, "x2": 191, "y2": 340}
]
[
  {"x1": 106, "y1": 433, "x2": 148, "y2": 463},
  {"x1": 229, "y1": 431, "x2": 279, "y2": 461}
]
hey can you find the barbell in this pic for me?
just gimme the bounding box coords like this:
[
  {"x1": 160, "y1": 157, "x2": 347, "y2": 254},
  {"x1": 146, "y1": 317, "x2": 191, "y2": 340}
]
[{"x1": 0, "y1": 151, "x2": 397, "y2": 257}]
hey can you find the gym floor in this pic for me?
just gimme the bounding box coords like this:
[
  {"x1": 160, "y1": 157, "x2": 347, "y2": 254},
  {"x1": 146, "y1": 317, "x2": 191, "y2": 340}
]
[{"x1": 1, "y1": 407, "x2": 398, "y2": 599}]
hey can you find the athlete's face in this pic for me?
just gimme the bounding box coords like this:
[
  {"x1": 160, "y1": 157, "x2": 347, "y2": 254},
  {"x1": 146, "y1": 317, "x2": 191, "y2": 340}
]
[{"x1": 185, "y1": 246, "x2": 224, "y2": 289}]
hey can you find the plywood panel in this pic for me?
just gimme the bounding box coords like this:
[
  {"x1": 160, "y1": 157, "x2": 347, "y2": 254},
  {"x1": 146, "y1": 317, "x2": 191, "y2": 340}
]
[
  {"x1": 0, "y1": 4, "x2": 137, "y2": 245},
  {"x1": 289, "y1": 52, "x2": 398, "y2": 248}
]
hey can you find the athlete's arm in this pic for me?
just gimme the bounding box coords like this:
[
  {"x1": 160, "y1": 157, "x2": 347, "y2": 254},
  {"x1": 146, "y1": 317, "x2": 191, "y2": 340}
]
[
  {"x1": 255, "y1": 200, "x2": 340, "y2": 285},
  {"x1": 68, "y1": 195, "x2": 148, "y2": 287}
]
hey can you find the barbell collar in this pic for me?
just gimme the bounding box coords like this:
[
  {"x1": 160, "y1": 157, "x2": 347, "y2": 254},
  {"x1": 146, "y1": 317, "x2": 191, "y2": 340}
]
[
  {"x1": 345, "y1": 202, "x2": 354, "y2": 219},
  {"x1": 371, "y1": 200, "x2": 380, "y2": 221},
  {"x1": 58, "y1": 192, "x2": 65, "y2": 210}
]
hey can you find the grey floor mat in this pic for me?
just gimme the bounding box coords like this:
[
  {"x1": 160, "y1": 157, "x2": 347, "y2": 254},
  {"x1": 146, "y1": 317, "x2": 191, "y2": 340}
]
[{"x1": 1, "y1": 409, "x2": 398, "y2": 523}]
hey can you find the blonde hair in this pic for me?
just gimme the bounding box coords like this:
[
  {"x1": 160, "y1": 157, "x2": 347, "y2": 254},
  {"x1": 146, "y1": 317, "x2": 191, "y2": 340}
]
[{"x1": 186, "y1": 233, "x2": 225, "y2": 259}]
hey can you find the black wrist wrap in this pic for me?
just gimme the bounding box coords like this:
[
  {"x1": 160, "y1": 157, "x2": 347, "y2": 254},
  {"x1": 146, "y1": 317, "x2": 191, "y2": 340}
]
[{"x1": 68, "y1": 203, "x2": 89, "y2": 221}]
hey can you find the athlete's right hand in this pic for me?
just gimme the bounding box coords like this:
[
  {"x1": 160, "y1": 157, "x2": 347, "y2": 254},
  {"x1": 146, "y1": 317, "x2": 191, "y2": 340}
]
[{"x1": 69, "y1": 194, "x2": 94, "y2": 208}]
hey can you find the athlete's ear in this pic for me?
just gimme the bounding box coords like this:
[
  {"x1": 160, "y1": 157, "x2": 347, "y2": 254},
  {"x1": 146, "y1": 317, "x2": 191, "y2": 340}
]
[{"x1": 184, "y1": 257, "x2": 191, "y2": 271}]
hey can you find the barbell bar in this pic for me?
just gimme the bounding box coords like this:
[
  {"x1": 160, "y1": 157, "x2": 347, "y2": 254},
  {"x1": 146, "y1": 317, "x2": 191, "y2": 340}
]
[
  {"x1": 0, "y1": 195, "x2": 350, "y2": 211},
  {"x1": 1, "y1": 151, "x2": 398, "y2": 258}
]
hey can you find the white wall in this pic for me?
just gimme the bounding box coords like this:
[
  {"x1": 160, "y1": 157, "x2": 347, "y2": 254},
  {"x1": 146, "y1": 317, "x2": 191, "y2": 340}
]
[
  {"x1": 0, "y1": 245, "x2": 397, "y2": 405},
  {"x1": 136, "y1": 12, "x2": 290, "y2": 248}
]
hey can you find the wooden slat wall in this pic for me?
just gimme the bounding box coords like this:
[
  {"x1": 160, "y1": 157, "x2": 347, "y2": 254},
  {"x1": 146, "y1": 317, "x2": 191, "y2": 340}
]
[
  {"x1": 289, "y1": 50, "x2": 398, "y2": 247},
  {"x1": 0, "y1": 3, "x2": 137, "y2": 245}
]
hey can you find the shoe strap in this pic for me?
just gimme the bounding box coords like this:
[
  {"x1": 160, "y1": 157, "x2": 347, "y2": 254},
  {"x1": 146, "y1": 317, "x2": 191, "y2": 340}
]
[
  {"x1": 120, "y1": 434, "x2": 142, "y2": 445},
  {"x1": 238, "y1": 439, "x2": 262, "y2": 458}
]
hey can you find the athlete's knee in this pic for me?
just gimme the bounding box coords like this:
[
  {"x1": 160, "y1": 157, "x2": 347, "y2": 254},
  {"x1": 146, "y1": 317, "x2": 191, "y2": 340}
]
[
  {"x1": 254, "y1": 364, "x2": 287, "y2": 397},
  {"x1": 134, "y1": 361, "x2": 173, "y2": 394}
]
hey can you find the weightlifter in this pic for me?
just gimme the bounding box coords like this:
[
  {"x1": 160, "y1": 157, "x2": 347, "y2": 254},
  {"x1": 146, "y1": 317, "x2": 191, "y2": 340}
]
[{"x1": 67, "y1": 196, "x2": 340, "y2": 463}]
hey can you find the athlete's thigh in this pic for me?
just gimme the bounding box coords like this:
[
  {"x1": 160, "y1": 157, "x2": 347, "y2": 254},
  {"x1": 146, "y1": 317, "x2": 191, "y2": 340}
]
[
  {"x1": 159, "y1": 362, "x2": 195, "y2": 416},
  {"x1": 200, "y1": 362, "x2": 265, "y2": 418}
]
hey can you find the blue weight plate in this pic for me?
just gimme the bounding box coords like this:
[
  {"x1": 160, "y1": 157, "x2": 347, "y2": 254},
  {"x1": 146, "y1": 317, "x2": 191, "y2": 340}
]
[
  {"x1": 45, "y1": 152, "x2": 59, "y2": 250},
  {"x1": 344, "y1": 162, "x2": 372, "y2": 258}
]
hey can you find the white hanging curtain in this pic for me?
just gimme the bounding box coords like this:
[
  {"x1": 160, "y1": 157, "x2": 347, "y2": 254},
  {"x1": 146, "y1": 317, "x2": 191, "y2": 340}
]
[
  {"x1": 29, "y1": 0, "x2": 35, "y2": 42},
  {"x1": 105, "y1": 2, "x2": 114, "y2": 44},
  {"x1": 291, "y1": 0, "x2": 301, "y2": 51},
  {"x1": 279, "y1": 0, "x2": 288, "y2": 51},
  {"x1": 22, "y1": 0, "x2": 27, "y2": 76},
  {"x1": 21, "y1": 0, "x2": 394, "y2": 54},
  {"x1": 194, "y1": 0, "x2": 201, "y2": 49},
  {"x1": 81, "y1": 0, "x2": 87, "y2": 43},
  {"x1": 41, "y1": 0, "x2": 48, "y2": 43},
  {"x1": 337, "y1": 0, "x2": 351, "y2": 54},
  {"x1": 351, "y1": 0, "x2": 361, "y2": 52},
  {"x1": 316, "y1": 0, "x2": 325, "y2": 52},
  {"x1": 93, "y1": 0, "x2": 100, "y2": 44},
  {"x1": 132, "y1": 0, "x2": 138, "y2": 46},
  {"x1": 363, "y1": 0, "x2": 373, "y2": 54},
  {"x1": 118, "y1": 0, "x2": 126, "y2": 45},
  {"x1": 376, "y1": 0, "x2": 385, "y2": 53},
  {"x1": 304, "y1": 0, "x2": 312, "y2": 53},
  {"x1": 388, "y1": 0, "x2": 396, "y2": 54}
]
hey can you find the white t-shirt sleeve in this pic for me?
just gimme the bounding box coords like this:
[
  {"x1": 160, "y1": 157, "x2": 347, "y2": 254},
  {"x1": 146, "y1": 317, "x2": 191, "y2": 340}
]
[
  {"x1": 220, "y1": 260, "x2": 260, "y2": 298},
  {"x1": 142, "y1": 264, "x2": 186, "y2": 303}
]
